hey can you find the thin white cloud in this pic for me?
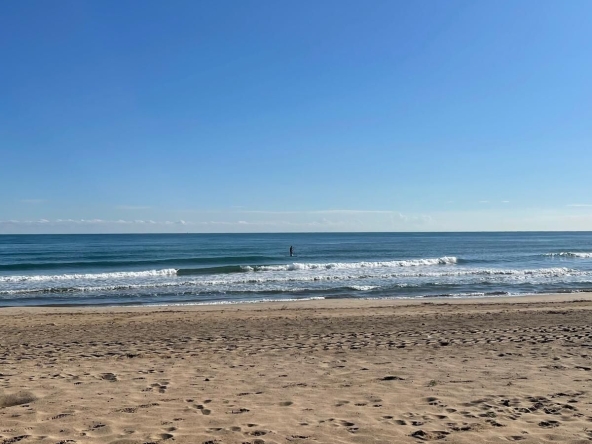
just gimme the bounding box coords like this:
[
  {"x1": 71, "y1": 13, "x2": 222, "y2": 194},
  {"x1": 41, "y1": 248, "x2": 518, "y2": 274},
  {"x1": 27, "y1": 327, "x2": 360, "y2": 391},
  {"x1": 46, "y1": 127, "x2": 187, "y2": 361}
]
[
  {"x1": 240, "y1": 209, "x2": 397, "y2": 215},
  {"x1": 1, "y1": 219, "x2": 176, "y2": 226},
  {"x1": 1, "y1": 210, "x2": 436, "y2": 233},
  {"x1": 191, "y1": 219, "x2": 351, "y2": 228},
  {"x1": 179, "y1": 209, "x2": 404, "y2": 215},
  {"x1": 397, "y1": 214, "x2": 432, "y2": 224},
  {"x1": 567, "y1": 204, "x2": 592, "y2": 207},
  {"x1": 502, "y1": 201, "x2": 510, "y2": 203}
]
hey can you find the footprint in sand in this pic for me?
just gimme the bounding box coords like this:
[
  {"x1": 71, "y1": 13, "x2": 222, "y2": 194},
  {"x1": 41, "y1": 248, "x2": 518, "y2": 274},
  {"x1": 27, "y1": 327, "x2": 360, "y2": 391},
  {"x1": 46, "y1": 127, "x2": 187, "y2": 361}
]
[
  {"x1": 195, "y1": 405, "x2": 211, "y2": 415},
  {"x1": 100, "y1": 373, "x2": 117, "y2": 382},
  {"x1": 3, "y1": 437, "x2": 31, "y2": 444},
  {"x1": 150, "y1": 382, "x2": 168, "y2": 393},
  {"x1": 250, "y1": 430, "x2": 267, "y2": 436},
  {"x1": 411, "y1": 430, "x2": 449, "y2": 440},
  {"x1": 51, "y1": 413, "x2": 72, "y2": 420},
  {"x1": 380, "y1": 375, "x2": 405, "y2": 381},
  {"x1": 150, "y1": 433, "x2": 174, "y2": 440}
]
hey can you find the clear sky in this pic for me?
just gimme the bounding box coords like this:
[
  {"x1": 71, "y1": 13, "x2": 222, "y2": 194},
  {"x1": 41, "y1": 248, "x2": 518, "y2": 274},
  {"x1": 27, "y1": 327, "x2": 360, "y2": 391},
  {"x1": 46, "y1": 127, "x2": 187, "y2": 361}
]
[{"x1": 1, "y1": 0, "x2": 591, "y2": 233}]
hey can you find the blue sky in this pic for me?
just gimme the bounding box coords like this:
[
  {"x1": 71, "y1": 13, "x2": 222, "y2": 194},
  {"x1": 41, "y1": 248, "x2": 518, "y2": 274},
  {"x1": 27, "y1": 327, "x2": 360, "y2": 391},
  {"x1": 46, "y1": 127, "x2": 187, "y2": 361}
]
[{"x1": 1, "y1": 0, "x2": 591, "y2": 233}]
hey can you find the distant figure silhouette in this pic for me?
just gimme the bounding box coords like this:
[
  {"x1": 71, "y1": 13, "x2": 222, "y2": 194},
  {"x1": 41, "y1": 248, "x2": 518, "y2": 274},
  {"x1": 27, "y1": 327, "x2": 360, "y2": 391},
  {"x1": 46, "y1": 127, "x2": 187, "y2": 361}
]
[{"x1": 290, "y1": 246, "x2": 294, "y2": 257}]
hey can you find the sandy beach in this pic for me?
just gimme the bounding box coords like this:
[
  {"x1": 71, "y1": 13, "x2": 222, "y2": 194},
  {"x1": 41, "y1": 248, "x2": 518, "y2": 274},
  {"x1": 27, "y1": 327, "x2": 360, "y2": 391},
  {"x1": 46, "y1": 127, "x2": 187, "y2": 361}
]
[{"x1": 2, "y1": 295, "x2": 592, "y2": 443}]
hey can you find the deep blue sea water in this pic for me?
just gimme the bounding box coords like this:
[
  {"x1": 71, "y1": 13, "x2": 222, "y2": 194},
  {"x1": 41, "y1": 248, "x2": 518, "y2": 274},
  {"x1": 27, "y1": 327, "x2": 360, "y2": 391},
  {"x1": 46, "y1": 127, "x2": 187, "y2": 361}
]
[{"x1": 1, "y1": 232, "x2": 592, "y2": 307}]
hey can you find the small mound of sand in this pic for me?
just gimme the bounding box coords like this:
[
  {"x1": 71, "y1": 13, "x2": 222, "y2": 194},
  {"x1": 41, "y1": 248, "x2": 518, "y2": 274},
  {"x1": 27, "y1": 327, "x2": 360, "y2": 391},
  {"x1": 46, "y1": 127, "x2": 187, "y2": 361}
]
[{"x1": 0, "y1": 391, "x2": 37, "y2": 408}]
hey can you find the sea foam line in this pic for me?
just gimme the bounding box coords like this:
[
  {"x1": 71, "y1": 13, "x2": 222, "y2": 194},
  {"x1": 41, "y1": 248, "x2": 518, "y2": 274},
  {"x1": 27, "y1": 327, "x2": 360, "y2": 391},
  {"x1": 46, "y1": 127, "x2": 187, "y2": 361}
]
[
  {"x1": 0, "y1": 265, "x2": 582, "y2": 288},
  {"x1": 545, "y1": 252, "x2": 592, "y2": 258},
  {"x1": 1, "y1": 267, "x2": 585, "y2": 296},
  {"x1": 242, "y1": 256, "x2": 458, "y2": 272},
  {"x1": 145, "y1": 296, "x2": 327, "y2": 307},
  {"x1": 0, "y1": 257, "x2": 457, "y2": 282},
  {"x1": 0, "y1": 268, "x2": 178, "y2": 283}
]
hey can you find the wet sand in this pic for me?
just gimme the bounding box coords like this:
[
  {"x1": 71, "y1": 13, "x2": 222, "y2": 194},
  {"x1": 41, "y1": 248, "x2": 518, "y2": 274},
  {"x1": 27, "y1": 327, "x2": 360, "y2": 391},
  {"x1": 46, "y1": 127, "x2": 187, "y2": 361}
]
[{"x1": 1, "y1": 294, "x2": 592, "y2": 443}]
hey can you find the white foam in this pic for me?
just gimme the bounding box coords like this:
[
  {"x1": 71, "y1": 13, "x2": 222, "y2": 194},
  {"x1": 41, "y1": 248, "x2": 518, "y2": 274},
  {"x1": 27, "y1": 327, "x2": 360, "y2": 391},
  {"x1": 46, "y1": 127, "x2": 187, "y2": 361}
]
[
  {"x1": 145, "y1": 296, "x2": 326, "y2": 307},
  {"x1": 349, "y1": 285, "x2": 380, "y2": 291},
  {"x1": 405, "y1": 267, "x2": 576, "y2": 277},
  {"x1": 1, "y1": 267, "x2": 582, "y2": 295},
  {"x1": 244, "y1": 257, "x2": 457, "y2": 272},
  {"x1": 545, "y1": 252, "x2": 592, "y2": 258},
  {"x1": 207, "y1": 266, "x2": 580, "y2": 283},
  {"x1": 0, "y1": 269, "x2": 178, "y2": 283}
]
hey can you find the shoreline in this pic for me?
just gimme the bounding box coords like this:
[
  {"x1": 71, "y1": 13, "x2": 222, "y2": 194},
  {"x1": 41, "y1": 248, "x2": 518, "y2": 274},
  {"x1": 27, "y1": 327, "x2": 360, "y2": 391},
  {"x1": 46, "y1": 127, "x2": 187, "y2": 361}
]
[{"x1": 1, "y1": 291, "x2": 592, "y2": 315}]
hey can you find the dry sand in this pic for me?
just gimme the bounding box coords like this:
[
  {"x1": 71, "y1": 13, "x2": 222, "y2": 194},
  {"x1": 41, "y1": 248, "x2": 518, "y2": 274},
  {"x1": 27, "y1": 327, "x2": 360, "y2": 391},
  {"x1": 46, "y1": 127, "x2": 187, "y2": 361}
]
[{"x1": 1, "y1": 294, "x2": 592, "y2": 443}]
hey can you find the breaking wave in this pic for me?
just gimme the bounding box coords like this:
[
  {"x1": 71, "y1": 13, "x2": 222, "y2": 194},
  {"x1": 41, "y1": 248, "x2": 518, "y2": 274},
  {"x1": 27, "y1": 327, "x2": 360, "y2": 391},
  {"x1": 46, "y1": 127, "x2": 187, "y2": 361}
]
[
  {"x1": 0, "y1": 269, "x2": 178, "y2": 283},
  {"x1": 545, "y1": 252, "x2": 592, "y2": 258},
  {"x1": 1, "y1": 267, "x2": 585, "y2": 297},
  {"x1": 0, "y1": 257, "x2": 458, "y2": 282},
  {"x1": 241, "y1": 257, "x2": 458, "y2": 272}
]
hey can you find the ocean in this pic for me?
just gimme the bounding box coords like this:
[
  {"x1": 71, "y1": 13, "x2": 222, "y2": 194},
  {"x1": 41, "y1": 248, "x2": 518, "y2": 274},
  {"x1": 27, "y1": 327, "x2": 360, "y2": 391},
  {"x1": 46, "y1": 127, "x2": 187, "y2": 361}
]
[{"x1": 1, "y1": 232, "x2": 592, "y2": 307}]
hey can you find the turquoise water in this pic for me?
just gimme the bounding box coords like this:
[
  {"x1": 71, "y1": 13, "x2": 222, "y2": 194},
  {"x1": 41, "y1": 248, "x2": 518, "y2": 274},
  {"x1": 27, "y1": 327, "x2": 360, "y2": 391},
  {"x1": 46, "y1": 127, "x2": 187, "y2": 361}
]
[{"x1": 1, "y1": 232, "x2": 592, "y2": 307}]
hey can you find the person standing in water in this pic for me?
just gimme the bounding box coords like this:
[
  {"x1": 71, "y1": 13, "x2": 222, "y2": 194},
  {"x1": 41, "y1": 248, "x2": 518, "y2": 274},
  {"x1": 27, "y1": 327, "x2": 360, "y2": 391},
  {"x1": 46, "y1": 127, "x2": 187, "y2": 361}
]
[{"x1": 290, "y1": 246, "x2": 294, "y2": 257}]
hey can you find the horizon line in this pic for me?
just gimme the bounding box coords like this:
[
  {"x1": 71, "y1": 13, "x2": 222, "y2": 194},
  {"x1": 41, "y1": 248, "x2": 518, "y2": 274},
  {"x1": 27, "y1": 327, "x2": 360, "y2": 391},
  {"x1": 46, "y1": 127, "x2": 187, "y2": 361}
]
[{"x1": 2, "y1": 230, "x2": 592, "y2": 235}]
